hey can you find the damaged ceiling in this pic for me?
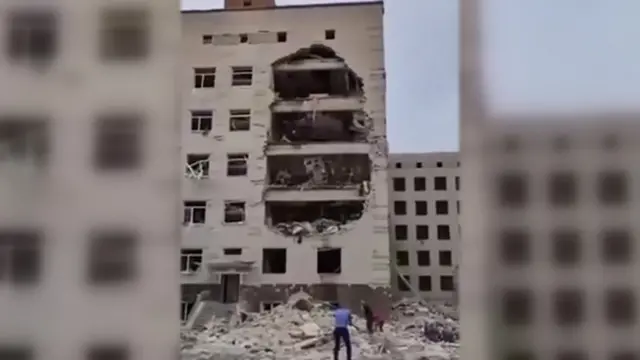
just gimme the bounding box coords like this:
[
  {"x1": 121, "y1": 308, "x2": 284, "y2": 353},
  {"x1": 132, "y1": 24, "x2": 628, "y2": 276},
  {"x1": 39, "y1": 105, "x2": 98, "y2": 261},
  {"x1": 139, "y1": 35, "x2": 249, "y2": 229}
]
[{"x1": 271, "y1": 111, "x2": 370, "y2": 143}]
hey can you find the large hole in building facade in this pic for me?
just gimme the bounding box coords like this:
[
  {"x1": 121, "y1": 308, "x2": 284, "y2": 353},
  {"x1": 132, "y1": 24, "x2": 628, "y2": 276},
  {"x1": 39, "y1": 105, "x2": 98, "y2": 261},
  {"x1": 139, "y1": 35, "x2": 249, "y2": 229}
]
[
  {"x1": 270, "y1": 111, "x2": 369, "y2": 143},
  {"x1": 265, "y1": 201, "x2": 365, "y2": 242},
  {"x1": 267, "y1": 154, "x2": 371, "y2": 189},
  {"x1": 271, "y1": 44, "x2": 364, "y2": 99}
]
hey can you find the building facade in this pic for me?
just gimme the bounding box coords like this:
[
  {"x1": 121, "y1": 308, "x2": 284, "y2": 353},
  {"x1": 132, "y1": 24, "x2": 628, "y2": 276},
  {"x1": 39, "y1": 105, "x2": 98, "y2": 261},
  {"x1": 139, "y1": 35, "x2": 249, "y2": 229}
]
[
  {"x1": 0, "y1": 0, "x2": 181, "y2": 359},
  {"x1": 388, "y1": 153, "x2": 460, "y2": 303},
  {"x1": 180, "y1": 0, "x2": 389, "y2": 315}
]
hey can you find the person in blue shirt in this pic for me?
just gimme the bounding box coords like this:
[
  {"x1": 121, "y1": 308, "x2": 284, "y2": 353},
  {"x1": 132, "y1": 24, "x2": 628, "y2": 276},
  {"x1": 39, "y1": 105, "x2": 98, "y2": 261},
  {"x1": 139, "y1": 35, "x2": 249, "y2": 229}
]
[{"x1": 333, "y1": 303, "x2": 353, "y2": 360}]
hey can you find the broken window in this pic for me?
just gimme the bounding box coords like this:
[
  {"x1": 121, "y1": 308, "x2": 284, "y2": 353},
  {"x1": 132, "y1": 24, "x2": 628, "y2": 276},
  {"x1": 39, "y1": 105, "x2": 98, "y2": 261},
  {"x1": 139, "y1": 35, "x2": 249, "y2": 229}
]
[
  {"x1": 0, "y1": 117, "x2": 48, "y2": 166},
  {"x1": 0, "y1": 229, "x2": 41, "y2": 285},
  {"x1": 395, "y1": 225, "x2": 408, "y2": 240},
  {"x1": 261, "y1": 302, "x2": 283, "y2": 312},
  {"x1": 271, "y1": 111, "x2": 366, "y2": 143},
  {"x1": 181, "y1": 301, "x2": 195, "y2": 322},
  {"x1": 183, "y1": 201, "x2": 207, "y2": 225},
  {"x1": 415, "y1": 201, "x2": 427, "y2": 216},
  {"x1": 7, "y1": 8, "x2": 57, "y2": 63},
  {"x1": 223, "y1": 248, "x2": 242, "y2": 255},
  {"x1": 440, "y1": 276, "x2": 454, "y2": 291},
  {"x1": 435, "y1": 200, "x2": 449, "y2": 215},
  {"x1": 231, "y1": 66, "x2": 253, "y2": 86},
  {"x1": 227, "y1": 153, "x2": 248, "y2": 176},
  {"x1": 87, "y1": 229, "x2": 137, "y2": 285},
  {"x1": 439, "y1": 251, "x2": 453, "y2": 267},
  {"x1": 0, "y1": 346, "x2": 33, "y2": 360},
  {"x1": 268, "y1": 154, "x2": 370, "y2": 189},
  {"x1": 325, "y1": 29, "x2": 335, "y2": 40},
  {"x1": 396, "y1": 251, "x2": 409, "y2": 266},
  {"x1": 393, "y1": 201, "x2": 406, "y2": 215},
  {"x1": 100, "y1": 7, "x2": 148, "y2": 61},
  {"x1": 186, "y1": 154, "x2": 210, "y2": 178},
  {"x1": 266, "y1": 201, "x2": 365, "y2": 238},
  {"x1": 437, "y1": 225, "x2": 450, "y2": 240},
  {"x1": 180, "y1": 248, "x2": 202, "y2": 273},
  {"x1": 94, "y1": 113, "x2": 142, "y2": 171},
  {"x1": 202, "y1": 34, "x2": 212, "y2": 44},
  {"x1": 224, "y1": 201, "x2": 245, "y2": 224},
  {"x1": 393, "y1": 177, "x2": 405, "y2": 192},
  {"x1": 229, "y1": 109, "x2": 251, "y2": 131},
  {"x1": 419, "y1": 276, "x2": 432, "y2": 291},
  {"x1": 416, "y1": 225, "x2": 429, "y2": 240},
  {"x1": 272, "y1": 45, "x2": 362, "y2": 98},
  {"x1": 194, "y1": 67, "x2": 216, "y2": 88},
  {"x1": 397, "y1": 275, "x2": 410, "y2": 292},
  {"x1": 86, "y1": 344, "x2": 130, "y2": 360},
  {"x1": 434, "y1": 176, "x2": 447, "y2": 191},
  {"x1": 190, "y1": 110, "x2": 213, "y2": 133},
  {"x1": 414, "y1": 177, "x2": 426, "y2": 191},
  {"x1": 262, "y1": 248, "x2": 286, "y2": 274},
  {"x1": 417, "y1": 251, "x2": 430, "y2": 266},
  {"x1": 317, "y1": 248, "x2": 341, "y2": 274},
  {"x1": 277, "y1": 32, "x2": 287, "y2": 42},
  {"x1": 598, "y1": 170, "x2": 627, "y2": 205}
]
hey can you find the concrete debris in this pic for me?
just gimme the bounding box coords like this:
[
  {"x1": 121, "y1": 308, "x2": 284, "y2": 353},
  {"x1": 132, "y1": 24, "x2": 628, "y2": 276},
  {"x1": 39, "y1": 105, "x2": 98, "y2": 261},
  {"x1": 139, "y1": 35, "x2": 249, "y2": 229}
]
[
  {"x1": 181, "y1": 297, "x2": 459, "y2": 360},
  {"x1": 275, "y1": 218, "x2": 343, "y2": 242}
]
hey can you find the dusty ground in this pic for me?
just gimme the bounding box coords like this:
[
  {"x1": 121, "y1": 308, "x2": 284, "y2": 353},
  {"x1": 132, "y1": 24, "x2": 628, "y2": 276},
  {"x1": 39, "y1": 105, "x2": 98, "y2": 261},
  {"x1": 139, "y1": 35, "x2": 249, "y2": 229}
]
[{"x1": 181, "y1": 296, "x2": 459, "y2": 360}]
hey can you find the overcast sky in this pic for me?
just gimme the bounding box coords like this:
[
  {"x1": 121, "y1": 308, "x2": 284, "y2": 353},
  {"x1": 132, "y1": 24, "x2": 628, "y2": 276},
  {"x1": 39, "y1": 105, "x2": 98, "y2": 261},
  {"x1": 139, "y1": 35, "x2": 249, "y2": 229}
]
[{"x1": 181, "y1": 0, "x2": 640, "y2": 152}]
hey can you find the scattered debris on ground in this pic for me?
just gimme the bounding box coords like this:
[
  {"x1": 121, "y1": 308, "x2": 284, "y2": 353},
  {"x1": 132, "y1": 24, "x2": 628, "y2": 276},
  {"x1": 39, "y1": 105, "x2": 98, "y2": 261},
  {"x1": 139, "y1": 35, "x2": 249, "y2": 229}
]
[{"x1": 181, "y1": 294, "x2": 459, "y2": 360}]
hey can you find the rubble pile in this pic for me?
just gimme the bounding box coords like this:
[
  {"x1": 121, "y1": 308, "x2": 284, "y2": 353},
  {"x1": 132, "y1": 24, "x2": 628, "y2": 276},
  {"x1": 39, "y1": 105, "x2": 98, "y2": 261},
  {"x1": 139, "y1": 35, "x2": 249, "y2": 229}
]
[{"x1": 181, "y1": 296, "x2": 459, "y2": 360}]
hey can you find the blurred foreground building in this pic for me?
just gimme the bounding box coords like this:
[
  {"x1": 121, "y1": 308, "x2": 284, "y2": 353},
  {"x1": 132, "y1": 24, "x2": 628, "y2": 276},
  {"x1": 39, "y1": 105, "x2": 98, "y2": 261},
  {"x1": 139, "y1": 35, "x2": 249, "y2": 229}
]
[
  {"x1": 0, "y1": 0, "x2": 181, "y2": 359},
  {"x1": 180, "y1": 0, "x2": 389, "y2": 319}
]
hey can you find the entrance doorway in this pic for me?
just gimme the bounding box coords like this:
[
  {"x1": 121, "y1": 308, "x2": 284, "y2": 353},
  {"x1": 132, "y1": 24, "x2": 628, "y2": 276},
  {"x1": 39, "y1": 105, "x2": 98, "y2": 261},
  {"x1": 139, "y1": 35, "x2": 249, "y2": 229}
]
[{"x1": 220, "y1": 273, "x2": 240, "y2": 303}]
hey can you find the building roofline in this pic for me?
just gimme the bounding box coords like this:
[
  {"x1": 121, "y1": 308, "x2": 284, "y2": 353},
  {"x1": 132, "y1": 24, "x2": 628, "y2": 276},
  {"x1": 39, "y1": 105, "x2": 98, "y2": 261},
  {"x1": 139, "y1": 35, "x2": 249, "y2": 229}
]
[{"x1": 181, "y1": 0, "x2": 383, "y2": 14}]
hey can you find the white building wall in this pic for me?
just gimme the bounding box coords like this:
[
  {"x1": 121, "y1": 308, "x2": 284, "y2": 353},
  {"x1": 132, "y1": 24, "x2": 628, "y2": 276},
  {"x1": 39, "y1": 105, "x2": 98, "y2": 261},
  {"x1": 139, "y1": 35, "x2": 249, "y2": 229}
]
[
  {"x1": 0, "y1": 0, "x2": 181, "y2": 358},
  {"x1": 180, "y1": 2, "x2": 388, "y2": 289},
  {"x1": 388, "y1": 152, "x2": 460, "y2": 302}
]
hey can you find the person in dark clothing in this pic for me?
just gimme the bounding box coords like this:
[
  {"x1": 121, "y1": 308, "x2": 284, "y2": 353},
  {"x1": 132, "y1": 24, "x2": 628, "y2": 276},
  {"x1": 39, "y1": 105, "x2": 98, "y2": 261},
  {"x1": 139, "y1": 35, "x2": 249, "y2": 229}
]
[
  {"x1": 333, "y1": 303, "x2": 353, "y2": 360},
  {"x1": 361, "y1": 300, "x2": 374, "y2": 334}
]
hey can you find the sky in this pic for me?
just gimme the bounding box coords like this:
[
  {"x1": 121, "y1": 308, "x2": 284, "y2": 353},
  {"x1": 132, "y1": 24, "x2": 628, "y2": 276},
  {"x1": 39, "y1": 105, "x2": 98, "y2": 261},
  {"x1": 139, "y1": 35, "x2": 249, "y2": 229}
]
[{"x1": 181, "y1": 0, "x2": 640, "y2": 152}]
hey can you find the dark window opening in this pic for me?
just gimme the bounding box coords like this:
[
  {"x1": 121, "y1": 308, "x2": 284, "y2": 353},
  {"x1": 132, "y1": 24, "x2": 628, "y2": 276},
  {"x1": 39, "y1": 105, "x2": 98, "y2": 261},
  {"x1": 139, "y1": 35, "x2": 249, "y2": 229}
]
[
  {"x1": 100, "y1": 8, "x2": 149, "y2": 61},
  {"x1": 598, "y1": 170, "x2": 628, "y2": 205},
  {"x1": 499, "y1": 228, "x2": 530, "y2": 266},
  {"x1": 436, "y1": 162, "x2": 443, "y2": 168},
  {"x1": 194, "y1": 67, "x2": 216, "y2": 88},
  {"x1": 416, "y1": 162, "x2": 422, "y2": 168},
  {"x1": 262, "y1": 248, "x2": 286, "y2": 274},
  {"x1": 276, "y1": 32, "x2": 287, "y2": 42},
  {"x1": 548, "y1": 171, "x2": 577, "y2": 207},
  {"x1": 224, "y1": 248, "x2": 242, "y2": 255},
  {"x1": 395, "y1": 162, "x2": 401, "y2": 169},
  {"x1": 605, "y1": 288, "x2": 636, "y2": 326},
  {"x1": 243, "y1": 0, "x2": 252, "y2": 6},
  {"x1": 417, "y1": 251, "x2": 430, "y2": 266},
  {"x1": 94, "y1": 113, "x2": 142, "y2": 171},
  {"x1": 455, "y1": 176, "x2": 460, "y2": 191},
  {"x1": 601, "y1": 229, "x2": 632, "y2": 264},
  {"x1": 437, "y1": 225, "x2": 450, "y2": 240},
  {"x1": 415, "y1": 201, "x2": 427, "y2": 216},
  {"x1": 266, "y1": 201, "x2": 364, "y2": 230},
  {"x1": 435, "y1": 200, "x2": 449, "y2": 215},
  {"x1": 324, "y1": 29, "x2": 335, "y2": 40},
  {"x1": 393, "y1": 201, "x2": 406, "y2": 215},
  {"x1": 417, "y1": 225, "x2": 429, "y2": 240},
  {"x1": 0, "y1": 229, "x2": 42, "y2": 285},
  {"x1": 202, "y1": 34, "x2": 212, "y2": 44},
  {"x1": 440, "y1": 275, "x2": 454, "y2": 291},
  {"x1": 88, "y1": 229, "x2": 137, "y2": 285},
  {"x1": 8, "y1": 9, "x2": 57, "y2": 63},
  {"x1": 317, "y1": 248, "x2": 341, "y2": 274},
  {"x1": 439, "y1": 250, "x2": 452, "y2": 266},
  {"x1": 419, "y1": 276, "x2": 431, "y2": 291},
  {"x1": 434, "y1": 176, "x2": 447, "y2": 190},
  {"x1": 190, "y1": 110, "x2": 213, "y2": 132},
  {"x1": 396, "y1": 251, "x2": 409, "y2": 266},
  {"x1": 395, "y1": 225, "x2": 408, "y2": 240},
  {"x1": 393, "y1": 177, "x2": 406, "y2": 191},
  {"x1": 414, "y1": 177, "x2": 426, "y2": 191},
  {"x1": 239, "y1": 33, "x2": 248, "y2": 43},
  {"x1": 86, "y1": 344, "x2": 130, "y2": 360},
  {"x1": 500, "y1": 288, "x2": 533, "y2": 326},
  {"x1": 180, "y1": 249, "x2": 202, "y2": 272},
  {"x1": 229, "y1": 109, "x2": 251, "y2": 131},
  {"x1": 551, "y1": 229, "x2": 581, "y2": 266},
  {"x1": 553, "y1": 288, "x2": 584, "y2": 326},
  {"x1": 397, "y1": 275, "x2": 410, "y2": 292},
  {"x1": 227, "y1": 153, "x2": 248, "y2": 176},
  {"x1": 497, "y1": 172, "x2": 528, "y2": 208},
  {"x1": 0, "y1": 118, "x2": 49, "y2": 166},
  {"x1": 224, "y1": 201, "x2": 245, "y2": 224}
]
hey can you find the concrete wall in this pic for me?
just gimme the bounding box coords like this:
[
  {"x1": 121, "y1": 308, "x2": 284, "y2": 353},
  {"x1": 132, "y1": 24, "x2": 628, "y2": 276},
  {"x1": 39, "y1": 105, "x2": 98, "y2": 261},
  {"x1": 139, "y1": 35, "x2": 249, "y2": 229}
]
[
  {"x1": 180, "y1": 2, "x2": 388, "y2": 300},
  {"x1": 388, "y1": 152, "x2": 460, "y2": 302},
  {"x1": 0, "y1": 0, "x2": 181, "y2": 358}
]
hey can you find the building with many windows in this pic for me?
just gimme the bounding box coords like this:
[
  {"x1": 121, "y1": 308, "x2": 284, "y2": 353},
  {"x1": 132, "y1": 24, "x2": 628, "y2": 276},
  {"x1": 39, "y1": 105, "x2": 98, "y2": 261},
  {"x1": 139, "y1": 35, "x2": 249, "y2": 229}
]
[
  {"x1": 180, "y1": 0, "x2": 389, "y2": 316},
  {"x1": 0, "y1": 0, "x2": 181, "y2": 359},
  {"x1": 388, "y1": 152, "x2": 460, "y2": 302}
]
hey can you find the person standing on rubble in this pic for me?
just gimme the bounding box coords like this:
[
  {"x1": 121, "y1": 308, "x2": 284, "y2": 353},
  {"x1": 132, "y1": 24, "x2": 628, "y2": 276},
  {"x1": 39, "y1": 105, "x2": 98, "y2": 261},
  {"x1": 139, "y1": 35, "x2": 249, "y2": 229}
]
[
  {"x1": 361, "y1": 300, "x2": 374, "y2": 334},
  {"x1": 333, "y1": 303, "x2": 353, "y2": 360}
]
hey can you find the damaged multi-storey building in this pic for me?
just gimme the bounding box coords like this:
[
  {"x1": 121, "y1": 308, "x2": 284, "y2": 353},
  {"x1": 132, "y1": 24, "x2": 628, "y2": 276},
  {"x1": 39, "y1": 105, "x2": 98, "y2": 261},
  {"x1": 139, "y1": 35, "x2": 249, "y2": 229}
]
[{"x1": 181, "y1": 0, "x2": 389, "y2": 320}]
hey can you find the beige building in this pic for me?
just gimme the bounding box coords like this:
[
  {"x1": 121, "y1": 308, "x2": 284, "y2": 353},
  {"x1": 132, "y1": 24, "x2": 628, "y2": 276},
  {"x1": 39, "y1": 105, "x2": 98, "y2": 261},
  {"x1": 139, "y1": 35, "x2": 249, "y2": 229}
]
[
  {"x1": 388, "y1": 153, "x2": 460, "y2": 303},
  {"x1": 0, "y1": 0, "x2": 181, "y2": 359},
  {"x1": 180, "y1": 0, "x2": 389, "y2": 316}
]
